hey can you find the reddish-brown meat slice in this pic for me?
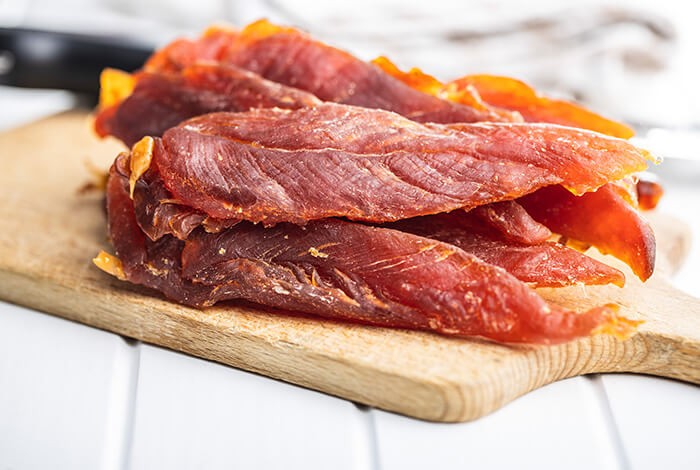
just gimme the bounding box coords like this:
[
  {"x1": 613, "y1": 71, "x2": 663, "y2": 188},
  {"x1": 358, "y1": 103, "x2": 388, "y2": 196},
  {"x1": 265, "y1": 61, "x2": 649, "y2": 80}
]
[
  {"x1": 129, "y1": 165, "x2": 619, "y2": 287},
  {"x1": 124, "y1": 151, "x2": 608, "y2": 288},
  {"x1": 101, "y1": 157, "x2": 215, "y2": 306},
  {"x1": 143, "y1": 20, "x2": 514, "y2": 124},
  {"x1": 139, "y1": 104, "x2": 651, "y2": 225},
  {"x1": 636, "y1": 178, "x2": 664, "y2": 211},
  {"x1": 370, "y1": 56, "x2": 517, "y2": 121},
  {"x1": 519, "y1": 184, "x2": 656, "y2": 280},
  {"x1": 129, "y1": 149, "x2": 549, "y2": 246},
  {"x1": 371, "y1": 57, "x2": 657, "y2": 275},
  {"x1": 125, "y1": 153, "x2": 237, "y2": 241},
  {"x1": 98, "y1": 157, "x2": 637, "y2": 344},
  {"x1": 95, "y1": 63, "x2": 320, "y2": 147},
  {"x1": 144, "y1": 26, "x2": 238, "y2": 74},
  {"x1": 470, "y1": 200, "x2": 551, "y2": 244},
  {"x1": 448, "y1": 75, "x2": 635, "y2": 139},
  {"x1": 371, "y1": 56, "x2": 634, "y2": 139},
  {"x1": 183, "y1": 220, "x2": 631, "y2": 344},
  {"x1": 388, "y1": 212, "x2": 625, "y2": 288},
  {"x1": 461, "y1": 237, "x2": 626, "y2": 287}
]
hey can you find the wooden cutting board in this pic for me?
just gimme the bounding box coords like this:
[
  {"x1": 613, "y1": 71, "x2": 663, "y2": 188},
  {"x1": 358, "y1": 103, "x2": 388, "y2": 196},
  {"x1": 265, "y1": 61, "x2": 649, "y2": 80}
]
[{"x1": 1, "y1": 112, "x2": 698, "y2": 422}]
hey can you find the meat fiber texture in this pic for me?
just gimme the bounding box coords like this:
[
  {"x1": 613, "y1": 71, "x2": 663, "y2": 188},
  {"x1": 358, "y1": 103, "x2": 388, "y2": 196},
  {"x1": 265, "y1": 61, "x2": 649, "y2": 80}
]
[
  {"x1": 99, "y1": 156, "x2": 637, "y2": 344},
  {"x1": 95, "y1": 63, "x2": 321, "y2": 147},
  {"x1": 94, "y1": 21, "x2": 657, "y2": 281},
  {"x1": 92, "y1": 20, "x2": 658, "y2": 344}
]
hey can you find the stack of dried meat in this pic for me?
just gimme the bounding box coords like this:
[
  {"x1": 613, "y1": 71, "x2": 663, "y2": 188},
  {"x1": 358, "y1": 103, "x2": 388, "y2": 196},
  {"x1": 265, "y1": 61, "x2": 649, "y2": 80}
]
[{"x1": 93, "y1": 20, "x2": 661, "y2": 344}]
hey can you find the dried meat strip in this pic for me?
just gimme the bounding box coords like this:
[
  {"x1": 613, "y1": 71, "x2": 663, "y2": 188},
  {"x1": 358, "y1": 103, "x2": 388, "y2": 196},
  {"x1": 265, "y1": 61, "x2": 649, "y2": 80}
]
[
  {"x1": 372, "y1": 56, "x2": 657, "y2": 275},
  {"x1": 388, "y1": 212, "x2": 625, "y2": 288},
  {"x1": 122, "y1": 154, "x2": 620, "y2": 288},
  {"x1": 144, "y1": 26, "x2": 238, "y2": 74},
  {"x1": 98, "y1": 157, "x2": 214, "y2": 306},
  {"x1": 126, "y1": 153, "x2": 237, "y2": 241},
  {"x1": 469, "y1": 200, "x2": 551, "y2": 245},
  {"x1": 129, "y1": 147, "x2": 549, "y2": 248},
  {"x1": 97, "y1": 161, "x2": 636, "y2": 344},
  {"x1": 372, "y1": 56, "x2": 634, "y2": 138},
  {"x1": 447, "y1": 75, "x2": 635, "y2": 139},
  {"x1": 137, "y1": 104, "x2": 650, "y2": 226},
  {"x1": 519, "y1": 184, "x2": 656, "y2": 280},
  {"x1": 636, "y1": 177, "x2": 664, "y2": 211},
  {"x1": 370, "y1": 56, "x2": 515, "y2": 121},
  {"x1": 95, "y1": 63, "x2": 320, "y2": 147},
  {"x1": 143, "y1": 20, "x2": 515, "y2": 124},
  {"x1": 122, "y1": 151, "x2": 621, "y2": 290}
]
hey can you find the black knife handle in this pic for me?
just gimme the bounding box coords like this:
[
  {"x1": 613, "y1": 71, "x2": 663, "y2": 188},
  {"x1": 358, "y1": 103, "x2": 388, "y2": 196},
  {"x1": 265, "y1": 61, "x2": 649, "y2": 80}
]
[{"x1": 0, "y1": 27, "x2": 153, "y2": 95}]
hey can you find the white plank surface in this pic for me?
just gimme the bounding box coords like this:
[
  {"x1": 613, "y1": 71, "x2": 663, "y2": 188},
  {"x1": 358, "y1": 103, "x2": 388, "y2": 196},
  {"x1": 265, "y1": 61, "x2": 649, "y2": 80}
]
[
  {"x1": 0, "y1": 301, "x2": 137, "y2": 470},
  {"x1": 372, "y1": 376, "x2": 621, "y2": 470},
  {"x1": 601, "y1": 375, "x2": 700, "y2": 470},
  {"x1": 650, "y1": 178, "x2": 700, "y2": 298},
  {"x1": 127, "y1": 344, "x2": 375, "y2": 470},
  {"x1": 596, "y1": 163, "x2": 700, "y2": 470},
  {"x1": 2, "y1": 17, "x2": 700, "y2": 468},
  {"x1": 0, "y1": 86, "x2": 76, "y2": 132}
]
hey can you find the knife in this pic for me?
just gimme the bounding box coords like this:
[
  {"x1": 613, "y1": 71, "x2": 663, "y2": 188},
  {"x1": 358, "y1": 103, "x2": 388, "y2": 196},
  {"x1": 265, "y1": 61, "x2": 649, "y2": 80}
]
[
  {"x1": 2, "y1": 26, "x2": 698, "y2": 167},
  {"x1": 0, "y1": 27, "x2": 153, "y2": 96}
]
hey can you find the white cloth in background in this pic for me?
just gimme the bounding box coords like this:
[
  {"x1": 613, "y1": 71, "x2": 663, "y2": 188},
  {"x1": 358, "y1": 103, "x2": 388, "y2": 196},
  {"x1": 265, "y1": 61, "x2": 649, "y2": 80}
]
[{"x1": 5, "y1": 0, "x2": 700, "y2": 127}]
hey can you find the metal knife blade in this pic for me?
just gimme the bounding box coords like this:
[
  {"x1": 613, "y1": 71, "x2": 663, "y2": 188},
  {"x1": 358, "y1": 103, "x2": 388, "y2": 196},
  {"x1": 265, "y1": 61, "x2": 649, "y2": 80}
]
[{"x1": 0, "y1": 27, "x2": 153, "y2": 96}]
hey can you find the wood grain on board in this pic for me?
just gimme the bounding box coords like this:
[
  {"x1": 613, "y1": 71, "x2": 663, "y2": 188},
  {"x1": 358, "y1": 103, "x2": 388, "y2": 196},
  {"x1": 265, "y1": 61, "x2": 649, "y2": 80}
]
[{"x1": 0, "y1": 112, "x2": 698, "y2": 422}]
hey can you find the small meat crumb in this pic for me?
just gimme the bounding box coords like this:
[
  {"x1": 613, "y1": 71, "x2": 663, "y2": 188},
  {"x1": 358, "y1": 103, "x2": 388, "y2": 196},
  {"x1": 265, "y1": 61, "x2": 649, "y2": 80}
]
[
  {"x1": 92, "y1": 250, "x2": 126, "y2": 280},
  {"x1": 308, "y1": 247, "x2": 329, "y2": 258},
  {"x1": 145, "y1": 263, "x2": 169, "y2": 277},
  {"x1": 273, "y1": 285, "x2": 290, "y2": 295}
]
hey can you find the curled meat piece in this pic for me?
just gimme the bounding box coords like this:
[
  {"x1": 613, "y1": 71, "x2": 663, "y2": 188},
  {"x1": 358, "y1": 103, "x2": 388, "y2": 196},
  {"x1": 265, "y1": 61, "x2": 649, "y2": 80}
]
[
  {"x1": 132, "y1": 104, "x2": 651, "y2": 226},
  {"x1": 97, "y1": 162, "x2": 637, "y2": 344},
  {"x1": 91, "y1": 20, "x2": 657, "y2": 345},
  {"x1": 388, "y1": 212, "x2": 625, "y2": 288},
  {"x1": 371, "y1": 57, "x2": 660, "y2": 275},
  {"x1": 125, "y1": 153, "x2": 237, "y2": 241},
  {"x1": 95, "y1": 63, "x2": 320, "y2": 147},
  {"x1": 519, "y1": 184, "x2": 656, "y2": 281},
  {"x1": 469, "y1": 200, "x2": 551, "y2": 245},
  {"x1": 143, "y1": 20, "x2": 514, "y2": 124},
  {"x1": 447, "y1": 75, "x2": 635, "y2": 139},
  {"x1": 373, "y1": 56, "x2": 634, "y2": 138},
  {"x1": 120, "y1": 153, "x2": 621, "y2": 289},
  {"x1": 129, "y1": 149, "x2": 548, "y2": 245},
  {"x1": 636, "y1": 177, "x2": 664, "y2": 211},
  {"x1": 144, "y1": 25, "x2": 238, "y2": 73},
  {"x1": 370, "y1": 56, "x2": 514, "y2": 121}
]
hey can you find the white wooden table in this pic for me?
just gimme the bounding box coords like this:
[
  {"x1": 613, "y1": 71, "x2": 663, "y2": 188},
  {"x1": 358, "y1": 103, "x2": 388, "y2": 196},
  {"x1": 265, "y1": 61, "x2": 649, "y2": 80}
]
[{"x1": 1, "y1": 87, "x2": 698, "y2": 470}]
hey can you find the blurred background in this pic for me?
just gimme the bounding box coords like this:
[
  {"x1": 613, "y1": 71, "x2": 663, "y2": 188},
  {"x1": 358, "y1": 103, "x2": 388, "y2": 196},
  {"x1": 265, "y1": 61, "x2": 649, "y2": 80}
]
[
  {"x1": 2, "y1": 0, "x2": 699, "y2": 130},
  {"x1": 5, "y1": 0, "x2": 699, "y2": 297},
  {"x1": 1, "y1": 3, "x2": 699, "y2": 469}
]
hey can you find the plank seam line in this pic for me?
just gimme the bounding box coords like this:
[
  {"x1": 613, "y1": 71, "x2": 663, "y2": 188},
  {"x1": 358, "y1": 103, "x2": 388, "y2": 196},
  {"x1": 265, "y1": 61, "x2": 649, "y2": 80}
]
[
  {"x1": 101, "y1": 337, "x2": 141, "y2": 470},
  {"x1": 589, "y1": 375, "x2": 632, "y2": 470},
  {"x1": 354, "y1": 404, "x2": 382, "y2": 470},
  {"x1": 366, "y1": 409, "x2": 382, "y2": 470}
]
